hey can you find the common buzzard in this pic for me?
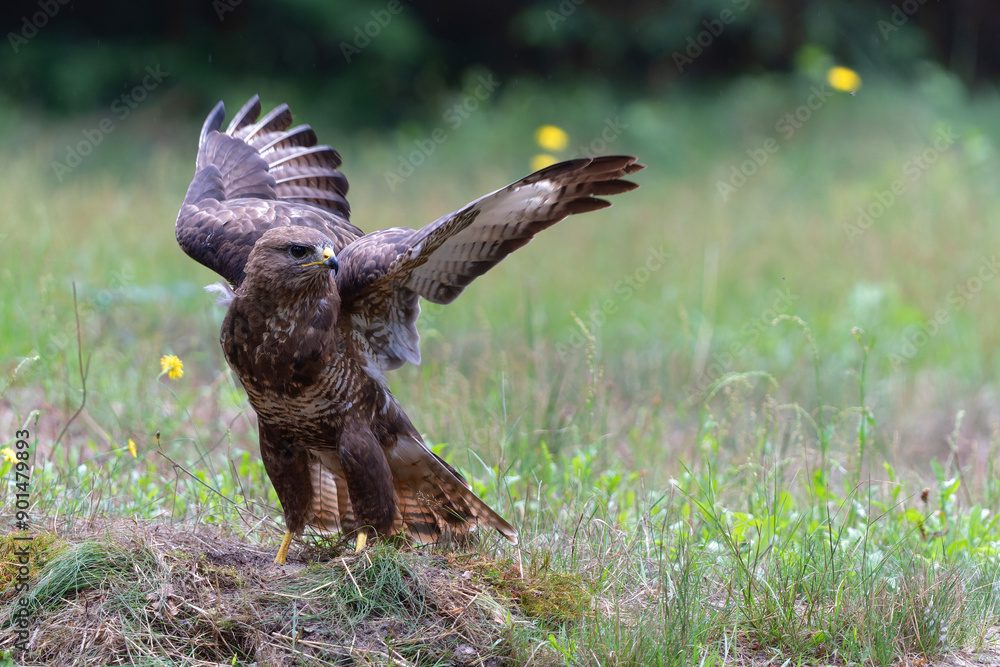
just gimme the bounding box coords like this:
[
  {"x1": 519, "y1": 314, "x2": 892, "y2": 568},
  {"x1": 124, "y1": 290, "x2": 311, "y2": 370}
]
[{"x1": 175, "y1": 96, "x2": 643, "y2": 563}]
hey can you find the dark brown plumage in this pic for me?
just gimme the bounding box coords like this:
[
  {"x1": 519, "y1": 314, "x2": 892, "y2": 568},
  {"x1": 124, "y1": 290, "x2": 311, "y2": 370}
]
[{"x1": 175, "y1": 95, "x2": 644, "y2": 562}]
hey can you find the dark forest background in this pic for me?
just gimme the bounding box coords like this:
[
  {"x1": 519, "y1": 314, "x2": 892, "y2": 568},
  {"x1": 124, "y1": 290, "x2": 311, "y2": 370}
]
[{"x1": 0, "y1": 0, "x2": 995, "y2": 127}]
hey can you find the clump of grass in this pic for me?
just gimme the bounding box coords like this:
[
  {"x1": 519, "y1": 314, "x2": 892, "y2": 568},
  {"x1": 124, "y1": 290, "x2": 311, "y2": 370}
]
[
  {"x1": 4, "y1": 532, "x2": 176, "y2": 665},
  {"x1": 291, "y1": 542, "x2": 428, "y2": 623}
]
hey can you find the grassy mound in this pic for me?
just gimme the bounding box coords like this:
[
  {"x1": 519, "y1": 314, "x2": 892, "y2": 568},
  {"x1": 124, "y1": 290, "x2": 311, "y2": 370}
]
[{"x1": 1, "y1": 523, "x2": 606, "y2": 665}]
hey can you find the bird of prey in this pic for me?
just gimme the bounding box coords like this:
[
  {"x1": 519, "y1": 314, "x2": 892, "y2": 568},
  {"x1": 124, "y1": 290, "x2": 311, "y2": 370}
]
[{"x1": 175, "y1": 95, "x2": 643, "y2": 563}]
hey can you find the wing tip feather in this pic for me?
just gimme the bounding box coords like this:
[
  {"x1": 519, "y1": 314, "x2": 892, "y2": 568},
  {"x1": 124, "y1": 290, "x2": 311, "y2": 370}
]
[
  {"x1": 225, "y1": 94, "x2": 262, "y2": 134},
  {"x1": 200, "y1": 101, "x2": 226, "y2": 147},
  {"x1": 564, "y1": 197, "x2": 612, "y2": 215}
]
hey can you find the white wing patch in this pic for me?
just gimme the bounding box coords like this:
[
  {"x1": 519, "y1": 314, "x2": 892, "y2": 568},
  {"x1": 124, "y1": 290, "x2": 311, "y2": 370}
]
[{"x1": 205, "y1": 281, "x2": 236, "y2": 308}]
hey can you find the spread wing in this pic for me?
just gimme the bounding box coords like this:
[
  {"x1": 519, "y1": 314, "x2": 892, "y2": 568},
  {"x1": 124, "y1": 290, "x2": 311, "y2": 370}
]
[
  {"x1": 336, "y1": 156, "x2": 644, "y2": 369},
  {"x1": 176, "y1": 95, "x2": 363, "y2": 287}
]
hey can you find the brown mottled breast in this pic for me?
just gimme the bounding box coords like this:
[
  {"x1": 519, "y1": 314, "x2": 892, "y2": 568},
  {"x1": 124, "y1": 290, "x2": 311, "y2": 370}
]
[{"x1": 221, "y1": 290, "x2": 385, "y2": 450}]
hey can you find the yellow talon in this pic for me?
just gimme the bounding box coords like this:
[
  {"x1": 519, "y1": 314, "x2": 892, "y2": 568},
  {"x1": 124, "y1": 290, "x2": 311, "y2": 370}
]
[
  {"x1": 275, "y1": 529, "x2": 294, "y2": 565},
  {"x1": 354, "y1": 531, "x2": 368, "y2": 553}
]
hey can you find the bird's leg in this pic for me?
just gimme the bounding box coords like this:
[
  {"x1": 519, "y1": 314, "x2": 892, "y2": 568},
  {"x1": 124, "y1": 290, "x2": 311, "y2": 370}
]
[
  {"x1": 275, "y1": 529, "x2": 294, "y2": 564},
  {"x1": 339, "y1": 425, "x2": 397, "y2": 551}
]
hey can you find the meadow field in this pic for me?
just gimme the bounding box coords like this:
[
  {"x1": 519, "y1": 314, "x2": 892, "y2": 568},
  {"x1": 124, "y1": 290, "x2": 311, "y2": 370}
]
[{"x1": 2, "y1": 68, "x2": 1000, "y2": 665}]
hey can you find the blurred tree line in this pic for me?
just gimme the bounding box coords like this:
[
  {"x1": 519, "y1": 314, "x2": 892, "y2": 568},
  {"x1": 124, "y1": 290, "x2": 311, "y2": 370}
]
[{"x1": 1, "y1": 0, "x2": 996, "y2": 125}]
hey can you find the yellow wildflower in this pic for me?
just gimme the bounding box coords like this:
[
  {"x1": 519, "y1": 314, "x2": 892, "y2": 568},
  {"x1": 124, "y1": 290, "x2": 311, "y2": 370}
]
[
  {"x1": 534, "y1": 125, "x2": 569, "y2": 152},
  {"x1": 1, "y1": 447, "x2": 14, "y2": 463},
  {"x1": 530, "y1": 153, "x2": 558, "y2": 172},
  {"x1": 827, "y1": 66, "x2": 861, "y2": 93},
  {"x1": 160, "y1": 354, "x2": 184, "y2": 380},
  {"x1": 128, "y1": 438, "x2": 137, "y2": 458}
]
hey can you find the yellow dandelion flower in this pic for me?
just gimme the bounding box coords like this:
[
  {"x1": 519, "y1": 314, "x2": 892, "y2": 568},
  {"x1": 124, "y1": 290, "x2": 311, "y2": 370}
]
[
  {"x1": 531, "y1": 153, "x2": 558, "y2": 172},
  {"x1": 827, "y1": 66, "x2": 861, "y2": 93},
  {"x1": 1, "y1": 447, "x2": 14, "y2": 463},
  {"x1": 128, "y1": 438, "x2": 137, "y2": 458},
  {"x1": 160, "y1": 354, "x2": 184, "y2": 380},
  {"x1": 534, "y1": 125, "x2": 569, "y2": 152}
]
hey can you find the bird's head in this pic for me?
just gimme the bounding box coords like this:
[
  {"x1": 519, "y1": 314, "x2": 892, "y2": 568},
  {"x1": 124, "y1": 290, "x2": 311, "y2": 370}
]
[{"x1": 244, "y1": 227, "x2": 340, "y2": 294}]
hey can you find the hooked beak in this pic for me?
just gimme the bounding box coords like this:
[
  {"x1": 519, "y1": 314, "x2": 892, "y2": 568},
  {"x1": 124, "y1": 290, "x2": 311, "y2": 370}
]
[
  {"x1": 303, "y1": 246, "x2": 339, "y2": 273},
  {"x1": 324, "y1": 251, "x2": 339, "y2": 273}
]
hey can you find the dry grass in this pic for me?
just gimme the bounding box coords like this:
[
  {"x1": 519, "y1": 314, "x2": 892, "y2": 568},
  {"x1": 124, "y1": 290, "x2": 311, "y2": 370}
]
[
  {"x1": 0, "y1": 520, "x2": 536, "y2": 665},
  {"x1": 3, "y1": 514, "x2": 670, "y2": 666}
]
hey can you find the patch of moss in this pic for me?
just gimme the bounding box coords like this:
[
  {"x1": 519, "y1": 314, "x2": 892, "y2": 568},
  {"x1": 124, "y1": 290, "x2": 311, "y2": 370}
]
[
  {"x1": 467, "y1": 553, "x2": 592, "y2": 626},
  {"x1": 195, "y1": 558, "x2": 245, "y2": 590},
  {"x1": 518, "y1": 569, "x2": 591, "y2": 623},
  {"x1": 0, "y1": 533, "x2": 64, "y2": 592}
]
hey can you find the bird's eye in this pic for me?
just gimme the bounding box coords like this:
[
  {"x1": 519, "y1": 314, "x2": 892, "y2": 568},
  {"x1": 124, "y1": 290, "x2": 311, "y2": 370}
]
[{"x1": 288, "y1": 245, "x2": 310, "y2": 260}]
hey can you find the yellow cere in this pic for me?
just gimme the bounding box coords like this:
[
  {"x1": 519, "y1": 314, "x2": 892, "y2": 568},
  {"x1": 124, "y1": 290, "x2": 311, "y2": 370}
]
[
  {"x1": 827, "y1": 66, "x2": 862, "y2": 93},
  {"x1": 531, "y1": 153, "x2": 558, "y2": 171},
  {"x1": 1, "y1": 447, "x2": 14, "y2": 463},
  {"x1": 303, "y1": 246, "x2": 335, "y2": 267},
  {"x1": 534, "y1": 125, "x2": 569, "y2": 152},
  {"x1": 160, "y1": 354, "x2": 184, "y2": 380},
  {"x1": 128, "y1": 438, "x2": 138, "y2": 458}
]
